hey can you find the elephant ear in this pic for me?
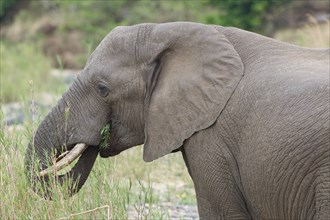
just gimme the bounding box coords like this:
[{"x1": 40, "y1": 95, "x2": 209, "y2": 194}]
[{"x1": 143, "y1": 23, "x2": 244, "y2": 162}]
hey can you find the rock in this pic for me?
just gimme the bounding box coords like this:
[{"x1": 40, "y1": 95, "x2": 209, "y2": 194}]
[
  {"x1": 50, "y1": 69, "x2": 78, "y2": 85},
  {"x1": 1, "y1": 100, "x2": 53, "y2": 126},
  {"x1": 1, "y1": 102, "x2": 25, "y2": 126}
]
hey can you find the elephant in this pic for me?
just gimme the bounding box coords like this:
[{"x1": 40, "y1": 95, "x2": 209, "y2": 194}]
[{"x1": 25, "y1": 22, "x2": 330, "y2": 219}]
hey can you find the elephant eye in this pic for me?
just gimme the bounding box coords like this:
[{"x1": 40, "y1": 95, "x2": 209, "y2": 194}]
[{"x1": 97, "y1": 83, "x2": 109, "y2": 97}]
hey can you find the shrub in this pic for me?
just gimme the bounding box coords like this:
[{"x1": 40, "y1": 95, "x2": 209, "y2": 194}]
[
  {"x1": 206, "y1": 0, "x2": 292, "y2": 35},
  {"x1": 0, "y1": 0, "x2": 16, "y2": 18}
]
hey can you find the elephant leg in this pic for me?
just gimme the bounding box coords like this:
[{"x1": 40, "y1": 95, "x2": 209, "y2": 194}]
[
  {"x1": 181, "y1": 148, "x2": 220, "y2": 219},
  {"x1": 196, "y1": 194, "x2": 221, "y2": 219},
  {"x1": 181, "y1": 149, "x2": 220, "y2": 219},
  {"x1": 315, "y1": 166, "x2": 330, "y2": 220},
  {"x1": 181, "y1": 137, "x2": 252, "y2": 220}
]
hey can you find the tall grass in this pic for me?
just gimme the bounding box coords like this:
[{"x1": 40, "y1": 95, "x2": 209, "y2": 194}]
[
  {"x1": 0, "y1": 97, "x2": 195, "y2": 219},
  {"x1": 0, "y1": 121, "x2": 195, "y2": 218}
]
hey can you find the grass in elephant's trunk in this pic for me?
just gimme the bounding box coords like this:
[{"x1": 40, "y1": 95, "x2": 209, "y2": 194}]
[
  {"x1": 2, "y1": 120, "x2": 195, "y2": 219},
  {"x1": 39, "y1": 124, "x2": 111, "y2": 178},
  {"x1": 39, "y1": 143, "x2": 89, "y2": 177},
  {"x1": 100, "y1": 124, "x2": 111, "y2": 150}
]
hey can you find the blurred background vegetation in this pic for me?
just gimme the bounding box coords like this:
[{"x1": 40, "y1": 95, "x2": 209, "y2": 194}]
[{"x1": 0, "y1": 0, "x2": 329, "y2": 102}]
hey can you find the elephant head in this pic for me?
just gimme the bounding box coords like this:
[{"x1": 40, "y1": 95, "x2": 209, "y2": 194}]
[{"x1": 25, "y1": 22, "x2": 243, "y2": 197}]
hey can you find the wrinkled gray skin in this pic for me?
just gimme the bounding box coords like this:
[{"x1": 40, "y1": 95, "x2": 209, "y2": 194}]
[{"x1": 25, "y1": 22, "x2": 329, "y2": 219}]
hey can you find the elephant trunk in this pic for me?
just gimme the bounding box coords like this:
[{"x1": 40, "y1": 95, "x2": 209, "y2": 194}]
[{"x1": 24, "y1": 99, "x2": 98, "y2": 199}]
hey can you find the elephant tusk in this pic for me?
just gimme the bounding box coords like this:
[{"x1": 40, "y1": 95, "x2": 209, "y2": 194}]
[
  {"x1": 39, "y1": 143, "x2": 89, "y2": 177},
  {"x1": 56, "y1": 151, "x2": 69, "y2": 162}
]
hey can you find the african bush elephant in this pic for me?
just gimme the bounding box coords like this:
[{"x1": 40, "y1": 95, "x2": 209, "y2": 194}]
[{"x1": 25, "y1": 22, "x2": 329, "y2": 219}]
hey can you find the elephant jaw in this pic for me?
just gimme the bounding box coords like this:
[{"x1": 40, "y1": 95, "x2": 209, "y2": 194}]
[{"x1": 39, "y1": 143, "x2": 89, "y2": 177}]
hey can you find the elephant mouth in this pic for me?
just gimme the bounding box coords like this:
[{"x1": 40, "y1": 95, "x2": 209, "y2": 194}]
[{"x1": 39, "y1": 143, "x2": 89, "y2": 177}]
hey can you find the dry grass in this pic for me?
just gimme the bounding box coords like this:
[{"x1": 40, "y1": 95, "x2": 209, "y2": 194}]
[
  {"x1": 275, "y1": 17, "x2": 330, "y2": 48},
  {"x1": 0, "y1": 112, "x2": 195, "y2": 219}
]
